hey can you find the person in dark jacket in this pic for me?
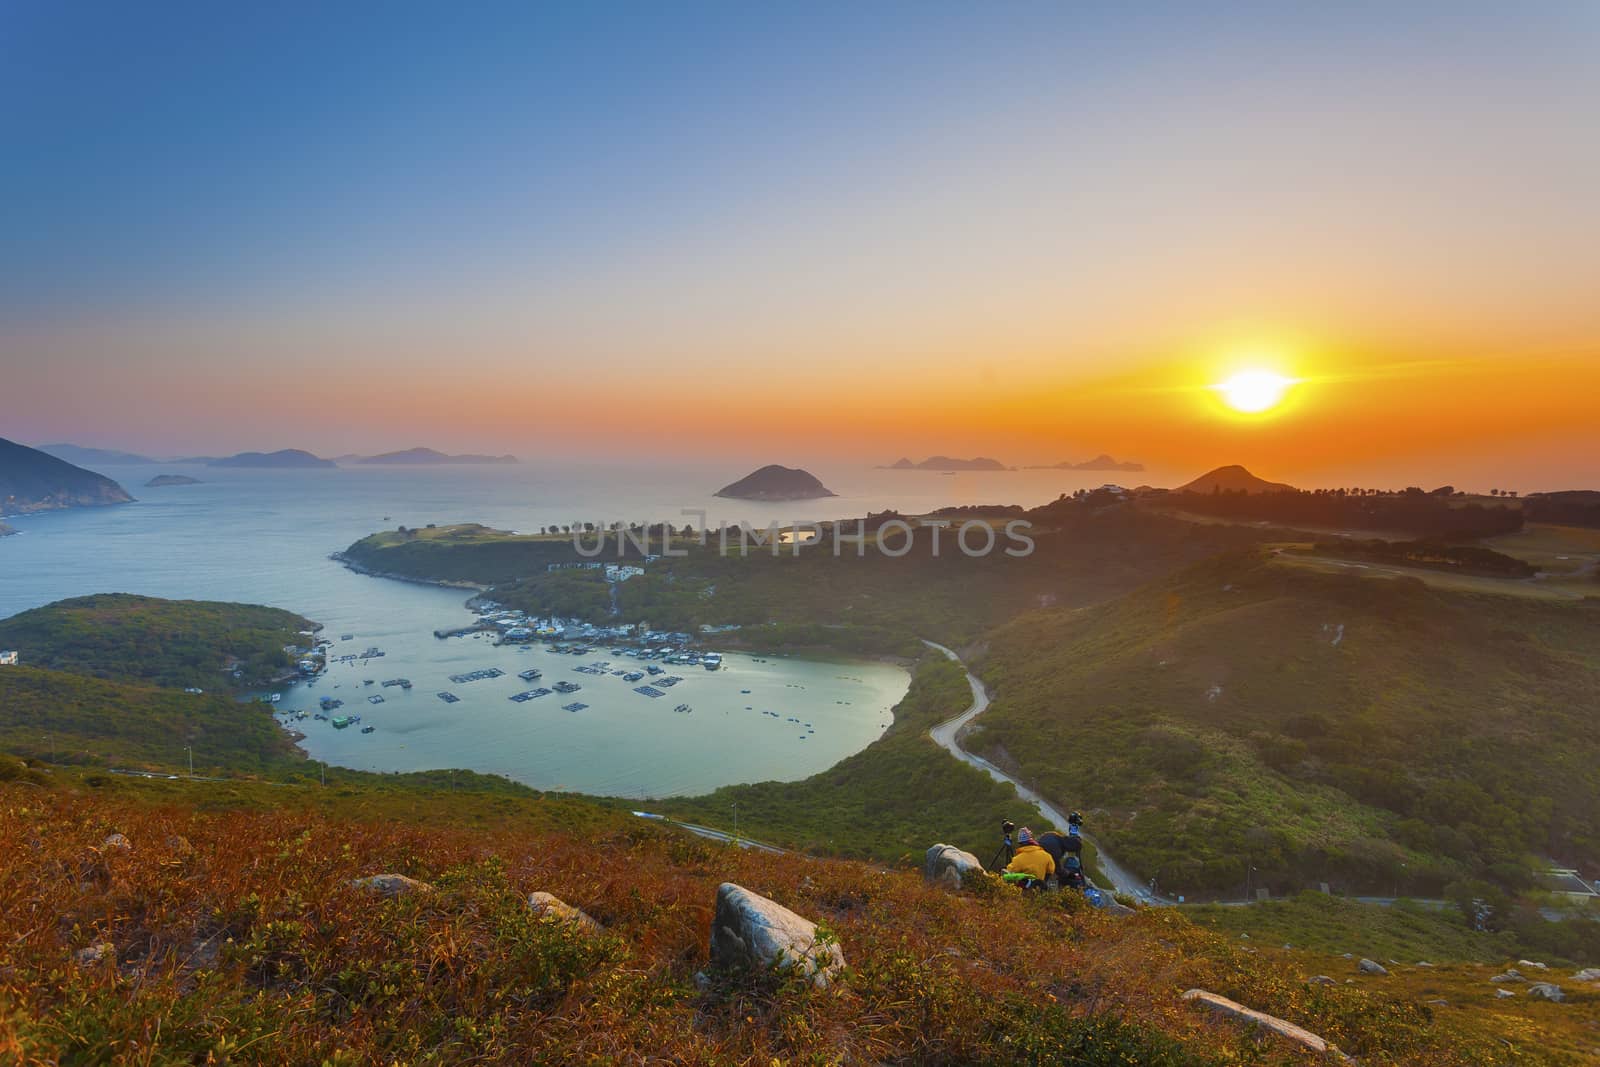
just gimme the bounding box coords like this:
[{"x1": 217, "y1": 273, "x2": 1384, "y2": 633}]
[{"x1": 1036, "y1": 827, "x2": 1082, "y2": 873}]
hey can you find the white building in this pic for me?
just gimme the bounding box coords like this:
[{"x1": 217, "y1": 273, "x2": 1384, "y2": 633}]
[{"x1": 0, "y1": 650, "x2": 17, "y2": 666}]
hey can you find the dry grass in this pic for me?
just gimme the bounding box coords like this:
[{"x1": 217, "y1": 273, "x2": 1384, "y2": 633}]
[{"x1": 0, "y1": 777, "x2": 1580, "y2": 1065}]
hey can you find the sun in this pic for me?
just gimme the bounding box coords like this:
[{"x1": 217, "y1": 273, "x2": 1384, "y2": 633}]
[{"x1": 1214, "y1": 369, "x2": 1295, "y2": 414}]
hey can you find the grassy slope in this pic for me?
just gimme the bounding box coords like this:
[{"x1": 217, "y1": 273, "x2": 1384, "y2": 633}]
[
  {"x1": 0, "y1": 768, "x2": 1582, "y2": 1065},
  {"x1": 1186, "y1": 893, "x2": 1600, "y2": 969},
  {"x1": 967, "y1": 550, "x2": 1600, "y2": 898},
  {"x1": 0, "y1": 593, "x2": 314, "y2": 691},
  {"x1": 0, "y1": 666, "x2": 299, "y2": 774}
]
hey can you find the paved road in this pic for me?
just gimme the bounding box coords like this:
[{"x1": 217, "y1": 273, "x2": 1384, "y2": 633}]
[{"x1": 923, "y1": 640, "x2": 1172, "y2": 906}]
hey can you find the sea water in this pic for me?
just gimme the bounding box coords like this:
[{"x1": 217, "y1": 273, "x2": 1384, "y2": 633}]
[{"x1": 0, "y1": 460, "x2": 1154, "y2": 794}]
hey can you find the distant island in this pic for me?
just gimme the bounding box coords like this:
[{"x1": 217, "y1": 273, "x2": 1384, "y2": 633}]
[
  {"x1": 1028, "y1": 454, "x2": 1145, "y2": 472},
  {"x1": 884, "y1": 456, "x2": 1010, "y2": 471},
  {"x1": 1174, "y1": 464, "x2": 1296, "y2": 495},
  {"x1": 145, "y1": 474, "x2": 202, "y2": 487},
  {"x1": 35, "y1": 443, "x2": 158, "y2": 466},
  {"x1": 1, "y1": 437, "x2": 134, "y2": 517},
  {"x1": 207, "y1": 449, "x2": 335, "y2": 469},
  {"x1": 714, "y1": 464, "x2": 837, "y2": 501},
  {"x1": 356, "y1": 447, "x2": 519, "y2": 466}
]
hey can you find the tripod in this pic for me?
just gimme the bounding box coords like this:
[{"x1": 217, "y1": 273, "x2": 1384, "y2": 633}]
[{"x1": 989, "y1": 834, "x2": 1013, "y2": 870}]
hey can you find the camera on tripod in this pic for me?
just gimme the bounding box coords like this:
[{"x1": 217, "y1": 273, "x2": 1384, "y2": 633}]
[{"x1": 990, "y1": 820, "x2": 1017, "y2": 868}]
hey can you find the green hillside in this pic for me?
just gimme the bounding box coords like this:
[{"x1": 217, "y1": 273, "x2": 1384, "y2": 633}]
[
  {"x1": 0, "y1": 665, "x2": 297, "y2": 774},
  {"x1": 0, "y1": 593, "x2": 315, "y2": 691},
  {"x1": 968, "y1": 551, "x2": 1600, "y2": 897}
]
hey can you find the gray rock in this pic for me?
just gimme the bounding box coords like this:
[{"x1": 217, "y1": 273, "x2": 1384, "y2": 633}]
[
  {"x1": 1517, "y1": 959, "x2": 1548, "y2": 970},
  {"x1": 1358, "y1": 958, "x2": 1388, "y2": 976},
  {"x1": 101, "y1": 833, "x2": 131, "y2": 853},
  {"x1": 1573, "y1": 967, "x2": 1600, "y2": 982},
  {"x1": 1308, "y1": 975, "x2": 1336, "y2": 985},
  {"x1": 1181, "y1": 989, "x2": 1342, "y2": 1058},
  {"x1": 349, "y1": 873, "x2": 433, "y2": 897},
  {"x1": 1490, "y1": 971, "x2": 1526, "y2": 983},
  {"x1": 1415, "y1": 960, "x2": 1435, "y2": 967},
  {"x1": 1103, "y1": 901, "x2": 1136, "y2": 917},
  {"x1": 924, "y1": 844, "x2": 984, "y2": 890},
  {"x1": 1426, "y1": 998, "x2": 1448, "y2": 1006},
  {"x1": 1528, "y1": 982, "x2": 1564, "y2": 1002},
  {"x1": 528, "y1": 891, "x2": 602, "y2": 932},
  {"x1": 75, "y1": 942, "x2": 116, "y2": 967},
  {"x1": 1496, "y1": 988, "x2": 1516, "y2": 999},
  {"x1": 709, "y1": 882, "x2": 845, "y2": 988}
]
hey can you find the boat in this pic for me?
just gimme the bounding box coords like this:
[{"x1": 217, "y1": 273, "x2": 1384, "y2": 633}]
[
  {"x1": 703, "y1": 653, "x2": 722, "y2": 671},
  {"x1": 553, "y1": 681, "x2": 581, "y2": 693},
  {"x1": 623, "y1": 671, "x2": 644, "y2": 682},
  {"x1": 437, "y1": 691, "x2": 459, "y2": 703},
  {"x1": 674, "y1": 704, "x2": 692, "y2": 714},
  {"x1": 360, "y1": 725, "x2": 375, "y2": 734},
  {"x1": 332, "y1": 716, "x2": 352, "y2": 729},
  {"x1": 518, "y1": 668, "x2": 543, "y2": 682},
  {"x1": 368, "y1": 694, "x2": 385, "y2": 704}
]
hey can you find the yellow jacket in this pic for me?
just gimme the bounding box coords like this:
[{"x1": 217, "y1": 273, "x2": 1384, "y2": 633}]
[{"x1": 1005, "y1": 843, "x2": 1055, "y2": 881}]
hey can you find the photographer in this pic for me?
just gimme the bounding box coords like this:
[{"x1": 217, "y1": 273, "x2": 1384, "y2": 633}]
[
  {"x1": 1036, "y1": 811, "x2": 1085, "y2": 878},
  {"x1": 1002, "y1": 826, "x2": 1055, "y2": 885}
]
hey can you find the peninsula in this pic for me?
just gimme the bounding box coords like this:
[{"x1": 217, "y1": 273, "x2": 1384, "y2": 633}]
[
  {"x1": 714, "y1": 464, "x2": 837, "y2": 501},
  {"x1": 0, "y1": 437, "x2": 134, "y2": 516}
]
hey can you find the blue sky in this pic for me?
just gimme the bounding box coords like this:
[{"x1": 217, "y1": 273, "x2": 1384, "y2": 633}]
[{"x1": 2, "y1": 2, "x2": 1597, "y2": 479}]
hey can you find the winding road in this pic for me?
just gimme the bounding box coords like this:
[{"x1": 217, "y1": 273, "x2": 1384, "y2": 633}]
[{"x1": 923, "y1": 640, "x2": 1172, "y2": 906}]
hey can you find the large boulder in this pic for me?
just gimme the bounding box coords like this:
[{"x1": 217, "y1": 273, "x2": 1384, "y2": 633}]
[
  {"x1": 350, "y1": 873, "x2": 433, "y2": 898},
  {"x1": 709, "y1": 882, "x2": 845, "y2": 988},
  {"x1": 1182, "y1": 990, "x2": 1343, "y2": 1058},
  {"x1": 1528, "y1": 982, "x2": 1564, "y2": 1002},
  {"x1": 924, "y1": 844, "x2": 984, "y2": 890},
  {"x1": 1573, "y1": 967, "x2": 1600, "y2": 983},
  {"x1": 1490, "y1": 970, "x2": 1526, "y2": 984},
  {"x1": 529, "y1": 891, "x2": 603, "y2": 932},
  {"x1": 1358, "y1": 958, "x2": 1388, "y2": 976}
]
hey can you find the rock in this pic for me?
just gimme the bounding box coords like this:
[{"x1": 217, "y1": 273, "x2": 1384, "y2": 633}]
[
  {"x1": 1102, "y1": 901, "x2": 1136, "y2": 917},
  {"x1": 1181, "y1": 989, "x2": 1342, "y2": 1058},
  {"x1": 693, "y1": 970, "x2": 712, "y2": 993},
  {"x1": 101, "y1": 833, "x2": 131, "y2": 853},
  {"x1": 924, "y1": 844, "x2": 984, "y2": 890},
  {"x1": 1573, "y1": 967, "x2": 1600, "y2": 982},
  {"x1": 183, "y1": 935, "x2": 223, "y2": 971},
  {"x1": 1490, "y1": 971, "x2": 1526, "y2": 984},
  {"x1": 709, "y1": 882, "x2": 845, "y2": 988},
  {"x1": 1426, "y1": 998, "x2": 1448, "y2": 1006},
  {"x1": 528, "y1": 891, "x2": 603, "y2": 932},
  {"x1": 164, "y1": 835, "x2": 194, "y2": 857},
  {"x1": 1415, "y1": 960, "x2": 1435, "y2": 967},
  {"x1": 1528, "y1": 982, "x2": 1564, "y2": 1002},
  {"x1": 1358, "y1": 958, "x2": 1388, "y2": 976},
  {"x1": 75, "y1": 943, "x2": 116, "y2": 967},
  {"x1": 1496, "y1": 988, "x2": 1516, "y2": 999},
  {"x1": 349, "y1": 873, "x2": 433, "y2": 897},
  {"x1": 1340, "y1": 952, "x2": 1352, "y2": 959},
  {"x1": 1517, "y1": 959, "x2": 1548, "y2": 970},
  {"x1": 1308, "y1": 975, "x2": 1336, "y2": 985}
]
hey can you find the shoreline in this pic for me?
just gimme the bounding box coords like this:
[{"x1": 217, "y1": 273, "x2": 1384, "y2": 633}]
[{"x1": 329, "y1": 551, "x2": 490, "y2": 592}]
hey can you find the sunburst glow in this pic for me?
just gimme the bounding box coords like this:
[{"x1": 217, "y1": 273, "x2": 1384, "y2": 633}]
[{"x1": 1215, "y1": 370, "x2": 1295, "y2": 413}]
